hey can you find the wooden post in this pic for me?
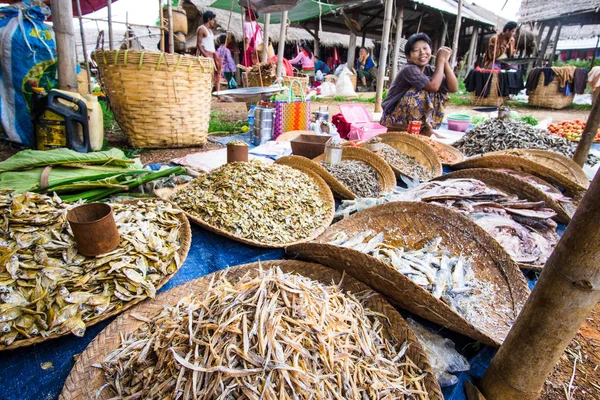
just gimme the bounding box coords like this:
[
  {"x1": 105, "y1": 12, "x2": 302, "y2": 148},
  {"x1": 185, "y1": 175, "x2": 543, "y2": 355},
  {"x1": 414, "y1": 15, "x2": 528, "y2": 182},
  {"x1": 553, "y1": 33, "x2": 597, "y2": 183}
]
[
  {"x1": 107, "y1": 0, "x2": 113, "y2": 50},
  {"x1": 374, "y1": 0, "x2": 394, "y2": 113},
  {"x1": 479, "y1": 168, "x2": 600, "y2": 400},
  {"x1": 361, "y1": 30, "x2": 367, "y2": 48},
  {"x1": 75, "y1": 0, "x2": 92, "y2": 94},
  {"x1": 538, "y1": 22, "x2": 555, "y2": 67},
  {"x1": 50, "y1": 0, "x2": 78, "y2": 91},
  {"x1": 591, "y1": 35, "x2": 600, "y2": 69},
  {"x1": 276, "y1": 11, "x2": 288, "y2": 78},
  {"x1": 347, "y1": 29, "x2": 357, "y2": 72},
  {"x1": 314, "y1": 21, "x2": 320, "y2": 59},
  {"x1": 467, "y1": 25, "x2": 478, "y2": 71},
  {"x1": 262, "y1": 14, "x2": 270, "y2": 63},
  {"x1": 449, "y1": 0, "x2": 462, "y2": 67},
  {"x1": 548, "y1": 21, "x2": 562, "y2": 66},
  {"x1": 573, "y1": 95, "x2": 600, "y2": 166},
  {"x1": 158, "y1": 0, "x2": 165, "y2": 52},
  {"x1": 440, "y1": 18, "x2": 448, "y2": 47},
  {"x1": 390, "y1": 0, "x2": 404, "y2": 81},
  {"x1": 167, "y1": 2, "x2": 174, "y2": 54}
]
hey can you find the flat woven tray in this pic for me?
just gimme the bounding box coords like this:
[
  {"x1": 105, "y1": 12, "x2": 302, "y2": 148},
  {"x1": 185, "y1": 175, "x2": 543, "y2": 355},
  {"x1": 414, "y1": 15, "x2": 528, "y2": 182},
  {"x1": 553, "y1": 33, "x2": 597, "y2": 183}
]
[
  {"x1": 156, "y1": 166, "x2": 335, "y2": 248},
  {"x1": 414, "y1": 135, "x2": 467, "y2": 165},
  {"x1": 0, "y1": 199, "x2": 191, "y2": 351},
  {"x1": 59, "y1": 260, "x2": 443, "y2": 400},
  {"x1": 371, "y1": 132, "x2": 443, "y2": 178},
  {"x1": 288, "y1": 202, "x2": 531, "y2": 347}
]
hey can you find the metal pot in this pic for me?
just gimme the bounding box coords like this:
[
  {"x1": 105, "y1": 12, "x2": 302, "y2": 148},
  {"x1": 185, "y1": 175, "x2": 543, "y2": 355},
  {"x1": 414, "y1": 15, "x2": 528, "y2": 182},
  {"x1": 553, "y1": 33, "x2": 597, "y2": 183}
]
[{"x1": 67, "y1": 203, "x2": 120, "y2": 256}]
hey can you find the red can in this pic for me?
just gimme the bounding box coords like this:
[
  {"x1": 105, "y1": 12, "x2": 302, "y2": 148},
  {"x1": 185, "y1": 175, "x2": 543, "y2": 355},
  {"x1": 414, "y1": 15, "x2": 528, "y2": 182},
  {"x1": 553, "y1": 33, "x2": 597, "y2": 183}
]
[{"x1": 408, "y1": 121, "x2": 422, "y2": 134}]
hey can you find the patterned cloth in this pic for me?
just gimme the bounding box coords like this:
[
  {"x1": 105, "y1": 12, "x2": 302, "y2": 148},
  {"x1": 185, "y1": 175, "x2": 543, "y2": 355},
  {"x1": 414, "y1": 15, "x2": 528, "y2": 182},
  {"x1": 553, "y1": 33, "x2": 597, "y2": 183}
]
[
  {"x1": 217, "y1": 45, "x2": 236, "y2": 73},
  {"x1": 380, "y1": 87, "x2": 448, "y2": 130}
]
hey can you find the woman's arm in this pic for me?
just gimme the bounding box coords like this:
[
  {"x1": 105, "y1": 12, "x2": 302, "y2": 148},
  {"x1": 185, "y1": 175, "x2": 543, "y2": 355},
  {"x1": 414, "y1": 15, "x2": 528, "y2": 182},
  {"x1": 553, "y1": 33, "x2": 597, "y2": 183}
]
[
  {"x1": 444, "y1": 60, "x2": 459, "y2": 93},
  {"x1": 423, "y1": 47, "x2": 452, "y2": 92},
  {"x1": 289, "y1": 52, "x2": 303, "y2": 65}
]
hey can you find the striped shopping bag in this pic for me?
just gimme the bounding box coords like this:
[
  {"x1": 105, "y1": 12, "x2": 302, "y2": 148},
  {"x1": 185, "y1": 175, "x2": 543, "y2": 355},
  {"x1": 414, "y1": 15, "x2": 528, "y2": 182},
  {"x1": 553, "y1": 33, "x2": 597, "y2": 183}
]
[{"x1": 273, "y1": 80, "x2": 311, "y2": 139}]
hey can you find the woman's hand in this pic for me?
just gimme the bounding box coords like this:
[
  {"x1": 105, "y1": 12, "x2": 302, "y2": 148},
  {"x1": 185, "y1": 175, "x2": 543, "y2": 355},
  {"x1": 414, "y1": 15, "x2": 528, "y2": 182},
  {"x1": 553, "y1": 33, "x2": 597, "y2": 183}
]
[{"x1": 436, "y1": 47, "x2": 452, "y2": 64}]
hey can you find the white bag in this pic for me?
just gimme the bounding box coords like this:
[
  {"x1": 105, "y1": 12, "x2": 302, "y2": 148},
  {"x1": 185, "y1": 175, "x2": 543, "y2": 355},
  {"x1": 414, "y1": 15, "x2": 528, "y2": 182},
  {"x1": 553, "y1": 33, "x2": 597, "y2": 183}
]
[{"x1": 335, "y1": 67, "x2": 357, "y2": 98}]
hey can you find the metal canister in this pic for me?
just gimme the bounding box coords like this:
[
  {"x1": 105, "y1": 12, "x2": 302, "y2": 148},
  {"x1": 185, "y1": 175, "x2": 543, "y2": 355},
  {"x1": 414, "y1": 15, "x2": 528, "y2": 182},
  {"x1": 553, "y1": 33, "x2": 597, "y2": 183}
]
[
  {"x1": 67, "y1": 203, "x2": 120, "y2": 256},
  {"x1": 253, "y1": 106, "x2": 275, "y2": 145},
  {"x1": 316, "y1": 107, "x2": 329, "y2": 122}
]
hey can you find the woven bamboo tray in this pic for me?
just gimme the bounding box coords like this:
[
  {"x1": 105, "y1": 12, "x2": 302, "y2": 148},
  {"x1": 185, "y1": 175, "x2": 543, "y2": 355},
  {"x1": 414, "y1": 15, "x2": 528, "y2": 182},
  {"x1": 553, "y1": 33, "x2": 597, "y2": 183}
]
[
  {"x1": 374, "y1": 132, "x2": 443, "y2": 178},
  {"x1": 469, "y1": 73, "x2": 505, "y2": 107},
  {"x1": 0, "y1": 199, "x2": 191, "y2": 351},
  {"x1": 452, "y1": 154, "x2": 588, "y2": 193},
  {"x1": 434, "y1": 168, "x2": 571, "y2": 224},
  {"x1": 488, "y1": 149, "x2": 589, "y2": 189},
  {"x1": 277, "y1": 147, "x2": 396, "y2": 200},
  {"x1": 155, "y1": 166, "x2": 335, "y2": 248},
  {"x1": 92, "y1": 50, "x2": 214, "y2": 148},
  {"x1": 414, "y1": 135, "x2": 467, "y2": 165},
  {"x1": 528, "y1": 72, "x2": 574, "y2": 109},
  {"x1": 59, "y1": 260, "x2": 443, "y2": 400},
  {"x1": 288, "y1": 202, "x2": 530, "y2": 346}
]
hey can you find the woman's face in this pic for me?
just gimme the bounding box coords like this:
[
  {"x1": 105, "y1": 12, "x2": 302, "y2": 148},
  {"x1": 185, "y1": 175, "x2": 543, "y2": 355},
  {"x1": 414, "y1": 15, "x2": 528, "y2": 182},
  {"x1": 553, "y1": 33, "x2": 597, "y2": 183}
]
[
  {"x1": 359, "y1": 48, "x2": 367, "y2": 57},
  {"x1": 409, "y1": 40, "x2": 431, "y2": 67}
]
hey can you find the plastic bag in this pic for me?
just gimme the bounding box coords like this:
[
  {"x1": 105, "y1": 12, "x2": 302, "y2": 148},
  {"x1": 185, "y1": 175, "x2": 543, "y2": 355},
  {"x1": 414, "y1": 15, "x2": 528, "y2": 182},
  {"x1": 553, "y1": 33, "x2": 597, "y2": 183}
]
[
  {"x1": 335, "y1": 67, "x2": 357, "y2": 98},
  {"x1": 228, "y1": 77, "x2": 238, "y2": 89},
  {"x1": 317, "y1": 82, "x2": 336, "y2": 98},
  {"x1": 315, "y1": 70, "x2": 324, "y2": 81}
]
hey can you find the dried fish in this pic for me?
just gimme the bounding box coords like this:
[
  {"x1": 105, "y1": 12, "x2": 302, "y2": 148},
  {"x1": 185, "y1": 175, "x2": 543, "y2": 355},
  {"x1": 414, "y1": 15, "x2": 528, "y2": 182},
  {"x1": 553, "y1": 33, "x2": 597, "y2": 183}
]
[
  {"x1": 172, "y1": 161, "x2": 330, "y2": 245},
  {"x1": 0, "y1": 190, "x2": 183, "y2": 347},
  {"x1": 99, "y1": 267, "x2": 430, "y2": 399},
  {"x1": 376, "y1": 144, "x2": 433, "y2": 181},
  {"x1": 320, "y1": 160, "x2": 381, "y2": 197},
  {"x1": 453, "y1": 118, "x2": 599, "y2": 166}
]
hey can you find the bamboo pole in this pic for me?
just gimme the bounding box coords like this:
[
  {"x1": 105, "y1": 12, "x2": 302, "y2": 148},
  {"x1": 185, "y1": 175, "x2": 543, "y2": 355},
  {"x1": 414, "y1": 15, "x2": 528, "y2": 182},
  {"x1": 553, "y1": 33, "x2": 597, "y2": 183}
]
[
  {"x1": 374, "y1": 0, "x2": 394, "y2": 113},
  {"x1": 276, "y1": 11, "x2": 288, "y2": 78},
  {"x1": 390, "y1": 0, "x2": 404, "y2": 81},
  {"x1": 77, "y1": 16, "x2": 166, "y2": 30},
  {"x1": 467, "y1": 25, "x2": 478, "y2": 71},
  {"x1": 261, "y1": 14, "x2": 270, "y2": 63},
  {"x1": 107, "y1": 0, "x2": 113, "y2": 50},
  {"x1": 75, "y1": 0, "x2": 92, "y2": 94},
  {"x1": 449, "y1": 0, "x2": 462, "y2": 67},
  {"x1": 159, "y1": 0, "x2": 165, "y2": 53},
  {"x1": 573, "y1": 94, "x2": 600, "y2": 166},
  {"x1": 479, "y1": 168, "x2": 600, "y2": 400},
  {"x1": 167, "y1": 1, "x2": 174, "y2": 54},
  {"x1": 548, "y1": 21, "x2": 562, "y2": 66},
  {"x1": 50, "y1": 0, "x2": 78, "y2": 91}
]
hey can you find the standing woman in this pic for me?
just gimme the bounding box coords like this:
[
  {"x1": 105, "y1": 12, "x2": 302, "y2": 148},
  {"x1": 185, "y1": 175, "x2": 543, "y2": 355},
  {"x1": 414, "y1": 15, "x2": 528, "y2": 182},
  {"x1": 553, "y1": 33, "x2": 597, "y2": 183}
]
[
  {"x1": 381, "y1": 33, "x2": 458, "y2": 137},
  {"x1": 243, "y1": 8, "x2": 263, "y2": 67}
]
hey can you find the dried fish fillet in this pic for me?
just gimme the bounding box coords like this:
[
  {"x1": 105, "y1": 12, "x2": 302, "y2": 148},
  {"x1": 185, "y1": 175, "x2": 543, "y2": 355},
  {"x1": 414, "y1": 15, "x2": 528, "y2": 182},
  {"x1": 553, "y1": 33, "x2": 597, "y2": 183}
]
[{"x1": 320, "y1": 160, "x2": 381, "y2": 197}]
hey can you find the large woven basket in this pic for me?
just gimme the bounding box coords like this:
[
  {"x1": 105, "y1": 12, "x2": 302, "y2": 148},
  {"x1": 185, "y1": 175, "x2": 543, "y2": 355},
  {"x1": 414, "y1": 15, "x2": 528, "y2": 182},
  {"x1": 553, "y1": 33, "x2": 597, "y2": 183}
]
[
  {"x1": 289, "y1": 202, "x2": 531, "y2": 346},
  {"x1": 470, "y1": 73, "x2": 505, "y2": 107},
  {"x1": 528, "y1": 71, "x2": 574, "y2": 109},
  {"x1": 413, "y1": 135, "x2": 466, "y2": 165},
  {"x1": 374, "y1": 132, "x2": 443, "y2": 178},
  {"x1": 92, "y1": 50, "x2": 214, "y2": 148},
  {"x1": 59, "y1": 260, "x2": 443, "y2": 400},
  {"x1": 0, "y1": 199, "x2": 191, "y2": 351},
  {"x1": 247, "y1": 72, "x2": 309, "y2": 96}
]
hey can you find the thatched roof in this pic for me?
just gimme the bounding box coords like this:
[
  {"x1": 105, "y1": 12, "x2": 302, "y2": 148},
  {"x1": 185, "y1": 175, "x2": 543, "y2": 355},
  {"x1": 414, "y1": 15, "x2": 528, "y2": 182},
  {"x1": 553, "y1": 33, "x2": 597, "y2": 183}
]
[
  {"x1": 560, "y1": 24, "x2": 600, "y2": 40},
  {"x1": 519, "y1": 0, "x2": 600, "y2": 24}
]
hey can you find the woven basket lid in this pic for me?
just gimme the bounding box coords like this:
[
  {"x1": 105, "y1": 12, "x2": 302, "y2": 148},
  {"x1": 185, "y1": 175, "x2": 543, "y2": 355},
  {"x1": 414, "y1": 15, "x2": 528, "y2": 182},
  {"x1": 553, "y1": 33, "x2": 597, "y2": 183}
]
[
  {"x1": 156, "y1": 164, "x2": 335, "y2": 248},
  {"x1": 434, "y1": 168, "x2": 571, "y2": 224},
  {"x1": 0, "y1": 199, "x2": 191, "y2": 352},
  {"x1": 288, "y1": 202, "x2": 530, "y2": 346},
  {"x1": 59, "y1": 260, "x2": 443, "y2": 400},
  {"x1": 373, "y1": 132, "x2": 443, "y2": 177}
]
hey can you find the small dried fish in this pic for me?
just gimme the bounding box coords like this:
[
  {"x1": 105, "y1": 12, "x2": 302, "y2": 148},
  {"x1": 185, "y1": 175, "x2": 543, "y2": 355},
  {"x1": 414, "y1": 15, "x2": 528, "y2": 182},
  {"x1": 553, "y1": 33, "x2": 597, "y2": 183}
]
[
  {"x1": 320, "y1": 160, "x2": 381, "y2": 197},
  {"x1": 376, "y1": 144, "x2": 433, "y2": 181}
]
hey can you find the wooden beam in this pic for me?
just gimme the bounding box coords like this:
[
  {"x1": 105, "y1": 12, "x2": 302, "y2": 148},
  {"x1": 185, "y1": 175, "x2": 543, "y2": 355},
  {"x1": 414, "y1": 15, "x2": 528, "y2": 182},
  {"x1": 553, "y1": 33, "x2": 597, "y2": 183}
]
[
  {"x1": 574, "y1": 95, "x2": 600, "y2": 166},
  {"x1": 440, "y1": 17, "x2": 448, "y2": 47},
  {"x1": 467, "y1": 25, "x2": 478, "y2": 72},
  {"x1": 347, "y1": 11, "x2": 359, "y2": 71},
  {"x1": 479, "y1": 166, "x2": 600, "y2": 399},
  {"x1": 159, "y1": 0, "x2": 164, "y2": 52},
  {"x1": 314, "y1": 21, "x2": 320, "y2": 58},
  {"x1": 449, "y1": 0, "x2": 463, "y2": 66},
  {"x1": 167, "y1": 1, "x2": 174, "y2": 54},
  {"x1": 548, "y1": 21, "x2": 562, "y2": 66},
  {"x1": 375, "y1": 0, "x2": 394, "y2": 113},
  {"x1": 538, "y1": 22, "x2": 555, "y2": 66},
  {"x1": 390, "y1": 0, "x2": 404, "y2": 80},
  {"x1": 276, "y1": 11, "x2": 288, "y2": 78},
  {"x1": 50, "y1": 0, "x2": 78, "y2": 91}
]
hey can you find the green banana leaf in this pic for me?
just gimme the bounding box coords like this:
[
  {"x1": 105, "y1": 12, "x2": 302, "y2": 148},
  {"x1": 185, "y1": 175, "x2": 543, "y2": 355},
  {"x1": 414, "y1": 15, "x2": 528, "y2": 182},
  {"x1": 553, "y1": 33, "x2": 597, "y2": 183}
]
[
  {"x1": 0, "y1": 148, "x2": 135, "y2": 172},
  {"x1": 48, "y1": 175, "x2": 131, "y2": 193}
]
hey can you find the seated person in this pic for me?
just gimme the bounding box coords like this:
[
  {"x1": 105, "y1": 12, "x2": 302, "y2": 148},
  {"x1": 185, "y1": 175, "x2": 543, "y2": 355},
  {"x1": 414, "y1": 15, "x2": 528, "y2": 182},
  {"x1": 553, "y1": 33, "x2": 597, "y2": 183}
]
[
  {"x1": 315, "y1": 56, "x2": 331, "y2": 74},
  {"x1": 483, "y1": 21, "x2": 517, "y2": 70},
  {"x1": 381, "y1": 33, "x2": 458, "y2": 137},
  {"x1": 289, "y1": 43, "x2": 315, "y2": 75},
  {"x1": 356, "y1": 47, "x2": 376, "y2": 87}
]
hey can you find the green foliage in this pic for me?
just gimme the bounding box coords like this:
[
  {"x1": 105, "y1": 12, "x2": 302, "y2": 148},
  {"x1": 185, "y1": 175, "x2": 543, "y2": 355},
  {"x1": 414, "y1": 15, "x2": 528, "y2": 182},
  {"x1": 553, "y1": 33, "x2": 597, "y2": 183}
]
[
  {"x1": 155, "y1": 0, "x2": 180, "y2": 26},
  {"x1": 99, "y1": 99, "x2": 115, "y2": 130},
  {"x1": 458, "y1": 78, "x2": 466, "y2": 93},
  {"x1": 332, "y1": 95, "x2": 347, "y2": 101},
  {"x1": 208, "y1": 111, "x2": 245, "y2": 136},
  {"x1": 471, "y1": 115, "x2": 485, "y2": 126},
  {"x1": 449, "y1": 93, "x2": 472, "y2": 106},
  {"x1": 517, "y1": 115, "x2": 539, "y2": 126},
  {"x1": 553, "y1": 58, "x2": 600, "y2": 69}
]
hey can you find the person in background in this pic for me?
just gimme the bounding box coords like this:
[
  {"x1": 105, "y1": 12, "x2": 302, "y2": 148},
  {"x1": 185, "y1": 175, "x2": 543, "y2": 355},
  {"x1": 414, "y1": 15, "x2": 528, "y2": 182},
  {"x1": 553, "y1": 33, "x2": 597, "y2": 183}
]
[
  {"x1": 315, "y1": 56, "x2": 331, "y2": 74},
  {"x1": 289, "y1": 43, "x2": 315, "y2": 75},
  {"x1": 483, "y1": 21, "x2": 517, "y2": 69},
  {"x1": 381, "y1": 33, "x2": 458, "y2": 137},
  {"x1": 217, "y1": 34, "x2": 236, "y2": 89},
  {"x1": 197, "y1": 10, "x2": 221, "y2": 90},
  {"x1": 356, "y1": 47, "x2": 376, "y2": 87},
  {"x1": 243, "y1": 8, "x2": 263, "y2": 66}
]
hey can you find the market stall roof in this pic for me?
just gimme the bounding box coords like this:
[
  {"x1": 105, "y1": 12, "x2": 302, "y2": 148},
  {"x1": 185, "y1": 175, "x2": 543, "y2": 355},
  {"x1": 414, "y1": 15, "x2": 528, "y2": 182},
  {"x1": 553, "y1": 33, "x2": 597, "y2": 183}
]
[
  {"x1": 518, "y1": 0, "x2": 600, "y2": 25},
  {"x1": 207, "y1": 0, "x2": 340, "y2": 24},
  {"x1": 411, "y1": 0, "x2": 494, "y2": 26}
]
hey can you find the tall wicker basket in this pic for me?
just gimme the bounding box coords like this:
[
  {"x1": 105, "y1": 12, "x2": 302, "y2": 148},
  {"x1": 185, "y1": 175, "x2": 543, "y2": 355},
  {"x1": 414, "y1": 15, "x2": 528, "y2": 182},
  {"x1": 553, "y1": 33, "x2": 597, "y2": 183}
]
[
  {"x1": 92, "y1": 50, "x2": 214, "y2": 148},
  {"x1": 528, "y1": 72, "x2": 574, "y2": 109},
  {"x1": 247, "y1": 72, "x2": 309, "y2": 96},
  {"x1": 469, "y1": 73, "x2": 505, "y2": 107}
]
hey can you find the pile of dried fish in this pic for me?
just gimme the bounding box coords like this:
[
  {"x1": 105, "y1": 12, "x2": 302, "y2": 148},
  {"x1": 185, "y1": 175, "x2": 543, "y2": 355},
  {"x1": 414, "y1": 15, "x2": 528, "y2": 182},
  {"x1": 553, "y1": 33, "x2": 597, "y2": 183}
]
[
  {"x1": 320, "y1": 160, "x2": 381, "y2": 197},
  {"x1": 172, "y1": 162, "x2": 330, "y2": 244},
  {"x1": 376, "y1": 144, "x2": 433, "y2": 181},
  {"x1": 0, "y1": 191, "x2": 183, "y2": 346},
  {"x1": 453, "y1": 118, "x2": 599, "y2": 166},
  {"x1": 98, "y1": 267, "x2": 429, "y2": 399},
  {"x1": 327, "y1": 231, "x2": 511, "y2": 327},
  {"x1": 416, "y1": 136, "x2": 462, "y2": 164}
]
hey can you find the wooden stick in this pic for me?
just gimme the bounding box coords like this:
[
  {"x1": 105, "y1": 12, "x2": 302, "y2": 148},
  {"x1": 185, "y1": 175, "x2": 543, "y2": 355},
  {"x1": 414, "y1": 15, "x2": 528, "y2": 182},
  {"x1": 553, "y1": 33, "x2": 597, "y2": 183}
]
[
  {"x1": 390, "y1": 0, "x2": 404, "y2": 81},
  {"x1": 374, "y1": 0, "x2": 394, "y2": 113},
  {"x1": 262, "y1": 13, "x2": 270, "y2": 63},
  {"x1": 159, "y1": 0, "x2": 165, "y2": 53},
  {"x1": 548, "y1": 21, "x2": 562, "y2": 66},
  {"x1": 75, "y1": 0, "x2": 92, "y2": 94},
  {"x1": 167, "y1": 1, "x2": 174, "y2": 54},
  {"x1": 479, "y1": 169, "x2": 600, "y2": 399},
  {"x1": 276, "y1": 11, "x2": 288, "y2": 78},
  {"x1": 77, "y1": 16, "x2": 166, "y2": 30},
  {"x1": 107, "y1": 0, "x2": 113, "y2": 50},
  {"x1": 538, "y1": 22, "x2": 555, "y2": 67},
  {"x1": 449, "y1": 0, "x2": 462, "y2": 67},
  {"x1": 50, "y1": 0, "x2": 78, "y2": 91},
  {"x1": 573, "y1": 93, "x2": 600, "y2": 166}
]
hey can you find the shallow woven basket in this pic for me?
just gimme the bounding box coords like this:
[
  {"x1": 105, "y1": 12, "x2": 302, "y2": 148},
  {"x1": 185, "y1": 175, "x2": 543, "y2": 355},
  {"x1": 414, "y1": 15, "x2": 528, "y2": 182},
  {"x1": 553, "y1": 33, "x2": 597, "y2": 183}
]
[
  {"x1": 374, "y1": 132, "x2": 443, "y2": 178},
  {"x1": 288, "y1": 202, "x2": 531, "y2": 346},
  {"x1": 59, "y1": 260, "x2": 443, "y2": 400},
  {"x1": 92, "y1": 50, "x2": 214, "y2": 148},
  {"x1": 247, "y1": 72, "x2": 309, "y2": 96},
  {"x1": 413, "y1": 135, "x2": 466, "y2": 165},
  {"x1": 277, "y1": 147, "x2": 396, "y2": 199},
  {"x1": 452, "y1": 154, "x2": 588, "y2": 193},
  {"x1": 155, "y1": 165, "x2": 335, "y2": 248},
  {"x1": 469, "y1": 73, "x2": 505, "y2": 107},
  {"x1": 488, "y1": 149, "x2": 589, "y2": 189},
  {"x1": 434, "y1": 168, "x2": 571, "y2": 224},
  {"x1": 528, "y1": 72, "x2": 574, "y2": 109},
  {"x1": 0, "y1": 199, "x2": 191, "y2": 351}
]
